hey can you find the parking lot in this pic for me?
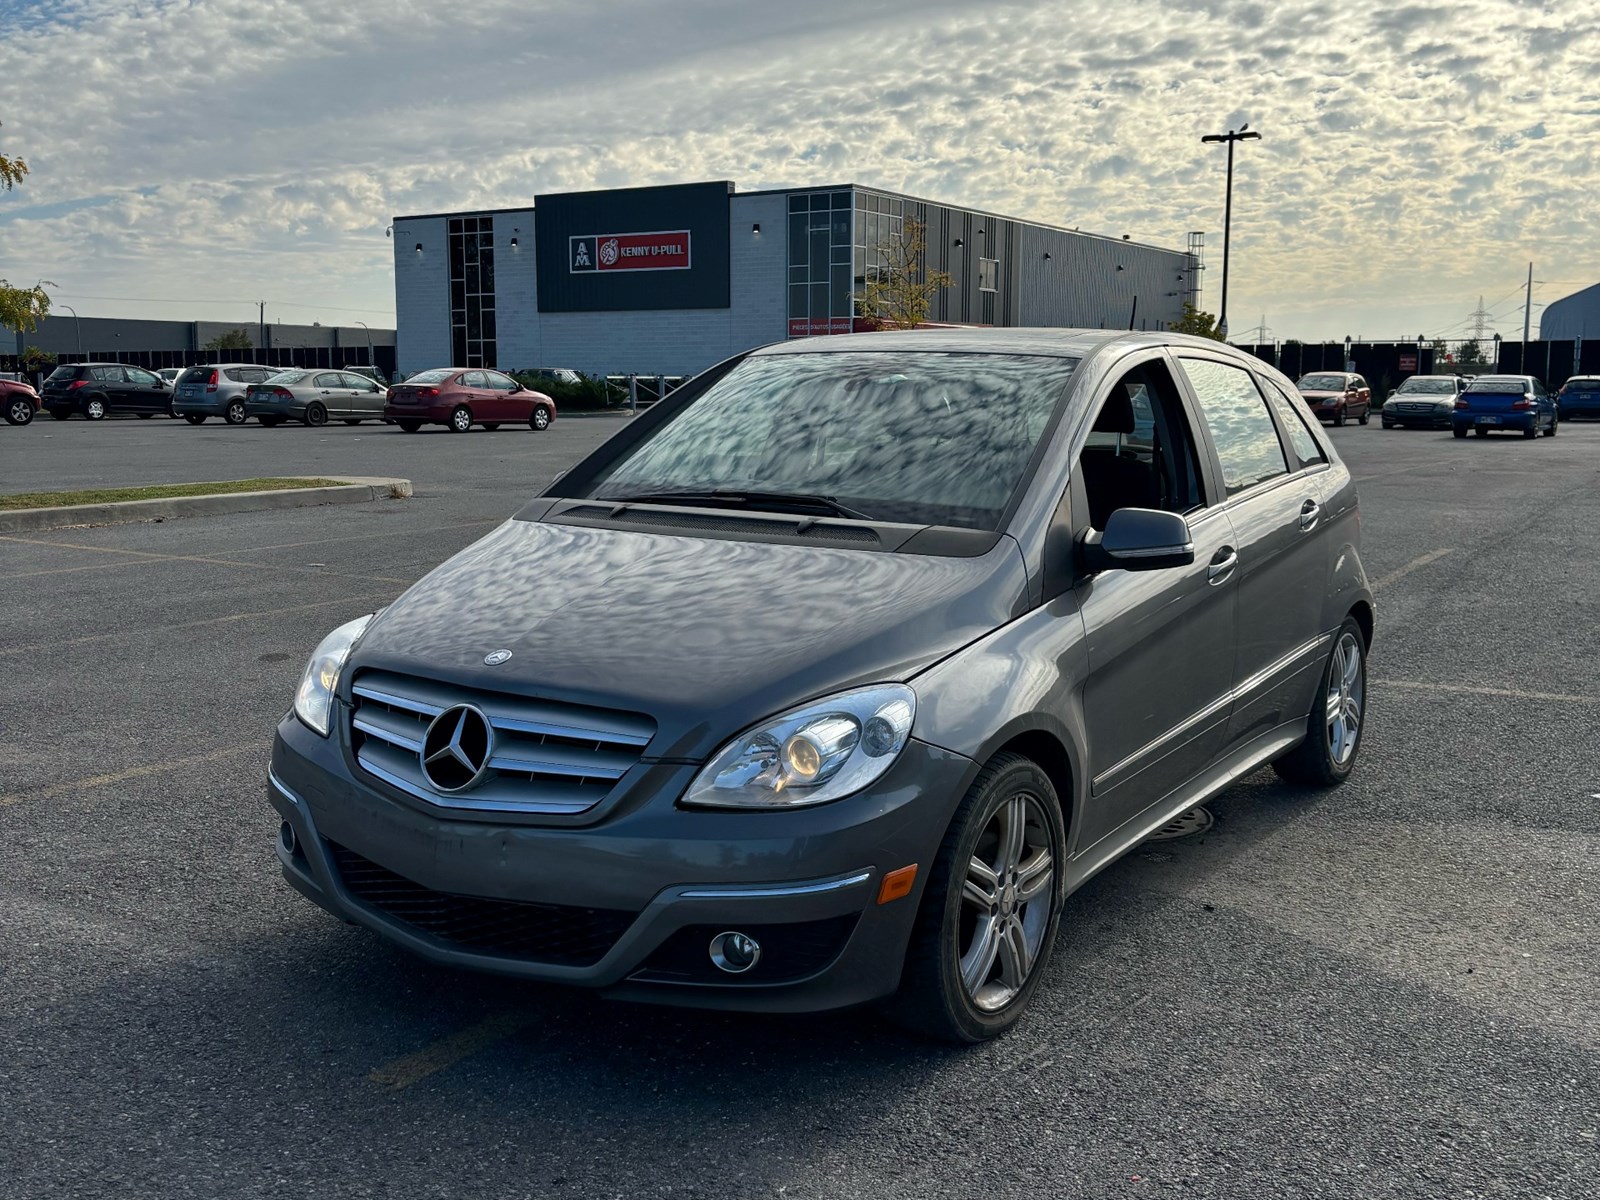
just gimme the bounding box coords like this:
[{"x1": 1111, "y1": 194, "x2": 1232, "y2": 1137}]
[{"x1": 3, "y1": 414, "x2": 1598, "y2": 1198}]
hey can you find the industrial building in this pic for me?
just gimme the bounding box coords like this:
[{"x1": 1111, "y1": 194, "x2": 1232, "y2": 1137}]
[
  {"x1": 391, "y1": 180, "x2": 1200, "y2": 379},
  {"x1": 1540, "y1": 282, "x2": 1600, "y2": 341},
  {"x1": 7, "y1": 314, "x2": 397, "y2": 377}
]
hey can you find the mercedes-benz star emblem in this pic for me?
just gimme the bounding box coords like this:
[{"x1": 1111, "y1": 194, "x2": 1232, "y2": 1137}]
[
  {"x1": 483, "y1": 649, "x2": 513, "y2": 666},
  {"x1": 419, "y1": 704, "x2": 493, "y2": 793}
]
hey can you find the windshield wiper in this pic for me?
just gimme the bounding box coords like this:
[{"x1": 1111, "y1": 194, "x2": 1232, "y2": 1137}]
[{"x1": 598, "y1": 488, "x2": 874, "y2": 521}]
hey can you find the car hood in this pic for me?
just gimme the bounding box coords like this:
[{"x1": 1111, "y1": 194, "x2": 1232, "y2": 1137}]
[{"x1": 349, "y1": 517, "x2": 1029, "y2": 761}]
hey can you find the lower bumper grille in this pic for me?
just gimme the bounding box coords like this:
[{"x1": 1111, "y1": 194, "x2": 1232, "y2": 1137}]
[{"x1": 328, "y1": 841, "x2": 635, "y2": 967}]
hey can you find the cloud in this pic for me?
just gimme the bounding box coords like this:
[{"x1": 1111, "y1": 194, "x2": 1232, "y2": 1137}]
[{"x1": 0, "y1": 0, "x2": 1594, "y2": 340}]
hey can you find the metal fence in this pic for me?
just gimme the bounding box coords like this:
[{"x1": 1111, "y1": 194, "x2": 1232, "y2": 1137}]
[{"x1": 1234, "y1": 339, "x2": 1597, "y2": 394}]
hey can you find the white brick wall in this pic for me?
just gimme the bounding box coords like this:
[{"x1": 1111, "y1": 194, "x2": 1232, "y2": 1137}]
[
  {"x1": 393, "y1": 217, "x2": 449, "y2": 376},
  {"x1": 490, "y1": 210, "x2": 540, "y2": 369}
]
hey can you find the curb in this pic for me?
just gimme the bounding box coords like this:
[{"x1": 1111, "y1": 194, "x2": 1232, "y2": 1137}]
[{"x1": 0, "y1": 476, "x2": 414, "y2": 534}]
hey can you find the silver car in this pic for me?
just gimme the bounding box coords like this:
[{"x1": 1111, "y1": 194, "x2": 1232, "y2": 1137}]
[
  {"x1": 173, "y1": 363, "x2": 279, "y2": 425},
  {"x1": 268, "y1": 329, "x2": 1372, "y2": 1042},
  {"x1": 244, "y1": 369, "x2": 389, "y2": 427}
]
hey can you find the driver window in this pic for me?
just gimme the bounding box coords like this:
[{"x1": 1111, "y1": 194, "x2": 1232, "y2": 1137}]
[{"x1": 1077, "y1": 362, "x2": 1205, "y2": 531}]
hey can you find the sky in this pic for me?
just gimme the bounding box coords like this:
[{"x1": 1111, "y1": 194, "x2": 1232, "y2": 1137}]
[{"x1": 1, "y1": 0, "x2": 1596, "y2": 344}]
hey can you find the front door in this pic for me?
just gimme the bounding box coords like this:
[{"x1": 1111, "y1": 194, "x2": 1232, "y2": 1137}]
[
  {"x1": 123, "y1": 366, "x2": 166, "y2": 411},
  {"x1": 1069, "y1": 353, "x2": 1239, "y2": 852}
]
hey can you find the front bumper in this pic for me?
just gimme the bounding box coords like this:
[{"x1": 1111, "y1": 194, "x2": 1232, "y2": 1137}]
[
  {"x1": 1383, "y1": 405, "x2": 1452, "y2": 426},
  {"x1": 267, "y1": 712, "x2": 974, "y2": 1012}
]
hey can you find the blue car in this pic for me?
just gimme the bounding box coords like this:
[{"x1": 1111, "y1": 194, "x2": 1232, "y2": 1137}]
[
  {"x1": 1451, "y1": 375, "x2": 1558, "y2": 439},
  {"x1": 1557, "y1": 376, "x2": 1600, "y2": 421}
]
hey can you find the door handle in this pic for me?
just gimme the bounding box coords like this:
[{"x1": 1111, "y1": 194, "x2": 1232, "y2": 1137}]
[
  {"x1": 1207, "y1": 547, "x2": 1238, "y2": 584},
  {"x1": 1299, "y1": 499, "x2": 1321, "y2": 531}
]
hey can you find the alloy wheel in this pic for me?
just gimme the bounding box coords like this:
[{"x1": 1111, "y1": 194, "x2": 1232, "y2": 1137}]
[
  {"x1": 1325, "y1": 631, "x2": 1364, "y2": 765},
  {"x1": 959, "y1": 792, "x2": 1055, "y2": 1013},
  {"x1": 7, "y1": 397, "x2": 32, "y2": 425}
]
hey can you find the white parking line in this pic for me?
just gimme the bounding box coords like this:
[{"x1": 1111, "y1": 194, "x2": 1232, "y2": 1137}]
[
  {"x1": 1370, "y1": 548, "x2": 1453, "y2": 592},
  {"x1": 1377, "y1": 679, "x2": 1597, "y2": 705}
]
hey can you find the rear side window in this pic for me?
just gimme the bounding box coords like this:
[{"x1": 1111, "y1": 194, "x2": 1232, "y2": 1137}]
[
  {"x1": 1263, "y1": 380, "x2": 1327, "y2": 469},
  {"x1": 47, "y1": 365, "x2": 81, "y2": 381},
  {"x1": 313, "y1": 372, "x2": 345, "y2": 388},
  {"x1": 90, "y1": 365, "x2": 124, "y2": 383},
  {"x1": 1179, "y1": 358, "x2": 1290, "y2": 497}
]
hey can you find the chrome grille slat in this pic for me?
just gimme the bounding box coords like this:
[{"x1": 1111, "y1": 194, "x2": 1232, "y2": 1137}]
[{"x1": 349, "y1": 669, "x2": 653, "y2": 815}]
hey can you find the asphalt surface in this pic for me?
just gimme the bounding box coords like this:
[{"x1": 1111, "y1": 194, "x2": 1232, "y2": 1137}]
[{"x1": 2, "y1": 412, "x2": 1597, "y2": 1199}]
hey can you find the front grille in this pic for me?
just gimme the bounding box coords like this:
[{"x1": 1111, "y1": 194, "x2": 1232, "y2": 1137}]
[
  {"x1": 328, "y1": 842, "x2": 635, "y2": 966},
  {"x1": 349, "y1": 669, "x2": 655, "y2": 815}
]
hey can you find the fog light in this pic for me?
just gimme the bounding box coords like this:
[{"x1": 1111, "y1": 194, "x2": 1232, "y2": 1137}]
[
  {"x1": 279, "y1": 821, "x2": 297, "y2": 854},
  {"x1": 708, "y1": 931, "x2": 762, "y2": 974}
]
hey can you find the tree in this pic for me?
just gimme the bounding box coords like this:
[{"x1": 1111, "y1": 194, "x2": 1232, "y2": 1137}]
[
  {"x1": 20, "y1": 345, "x2": 55, "y2": 372},
  {"x1": 1, "y1": 118, "x2": 52, "y2": 334},
  {"x1": 1455, "y1": 338, "x2": 1486, "y2": 366},
  {"x1": 204, "y1": 328, "x2": 253, "y2": 351},
  {"x1": 856, "y1": 217, "x2": 952, "y2": 329},
  {"x1": 1169, "y1": 302, "x2": 1224, "y2": 340}
]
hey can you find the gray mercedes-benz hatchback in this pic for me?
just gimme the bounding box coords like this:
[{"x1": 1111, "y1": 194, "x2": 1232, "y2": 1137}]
[{"x1": 268, "y1": 329, "x2": 1372, "y2": 1042}]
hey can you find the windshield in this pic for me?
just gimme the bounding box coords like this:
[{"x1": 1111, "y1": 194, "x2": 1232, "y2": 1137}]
[
  {"x1": 1298, "y1": 374, "x2": 1347, "y2": 391},
  {"x1": 586, "y1": 351, "x2": 1078, "y2": 530},
  {"x1": 1396, "y1": 377, "x2": 1456, "y2": 394},
  {"x1": 403, "y1": 368, "x2": 456, "y2": 385}
]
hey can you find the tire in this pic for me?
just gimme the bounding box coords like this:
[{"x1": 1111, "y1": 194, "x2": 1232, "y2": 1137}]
[
  {"x1": 1333, "y1": 406, "x2": 1346, "y2": 427},
  {"x1": 1357, "y1": 407, "x2": 1369, "y2": 425},
  {"x1": 1381, "y1": 418, "x2": 1395, "y2": 429},
  {"x1": 1522, "y1": 420, "x2": 1537, "y2": 439},
  {"x1": 136, "y1": 412, "x2": 153, "y2": 419},
  {"x1": 258, "y1": 416, "x2": 282, "y2": 428},
  {"x1": 397, "y1": 420, "x2": 422, "y2": 433},
  {"x1": 4, "y1": 396, "x2": 34, "y2": 426},
  {"x1": 304, "y1": 402, "x2": 328, "y2": 428},
  {"x1": 84, "y1": 397, "x2": 107, "y2": 420},
  {"x1": 1452, "y1": 427, "x2": 1467, "y2": 439},
  {"x1": 885, "y1": 752, "x2": 1066, "y2": 1043},
  {"x1": 184, "y1": 414, "x2": 207, "y2": 425},
  {"x1": 226, "y1": 399, "x2": 248, "y2": 426},
  {"x1": 448, "y1": 405, "x2": 472, "y2": 433},
  {"x1": 48, "y1": 408, "x2": 71, "y2": 421},
  {"x1": 481, "y1": 422, "x2": 500, "y2": 431},
  {"x1": 1475, "y1": 426, "x2": 1489, "y2": 437},
  {"x1": 1272, "y1": 616, "x2": 1367, "y2": 787},
  {"x1": 530, "y1": 406, "x2": 551, "y2": 431},
  {"x1": 1546, "y1": 414, "x2": 1558, "y2": 437},
  {"x1": 342, "y1": 419, "x2": 362, "y2": 426},
  {"x1": 167, "y1": 401, "x2": 179, "y2": 419}
]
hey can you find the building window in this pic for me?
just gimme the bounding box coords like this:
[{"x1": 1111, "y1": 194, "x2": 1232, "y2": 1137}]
[
  {"x1": 448, "y1": 216, "x2": 496, "y2": 367},
  {"x1": 787, "y1": 191, "x2": 854, "y2": 336},
  {"x1": 978, "y1": 257, "x2": 999, "y2": 293},
  {"x1": 854, "y1": 191, "x2": 904, "y2": 308}
]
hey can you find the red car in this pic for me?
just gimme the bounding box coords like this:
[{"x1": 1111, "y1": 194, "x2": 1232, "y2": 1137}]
[
  {"x1": 384, "y1": 368, "x2": 556, "y2": 433},
  {"x1": 2, "y1": 376, "x2": 41, "y2": 426},
  {"x1": 1295, "y1": 371, "x2": 1372, "y2": 426}
]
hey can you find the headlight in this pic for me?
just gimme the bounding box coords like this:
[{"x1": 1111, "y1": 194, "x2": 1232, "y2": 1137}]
[
  {"x1": 293, "y1": 615, "x2": 373, "y2": 736},
  {"x1": 681, "y1": 684, "x2": 916, "y2": 809}
]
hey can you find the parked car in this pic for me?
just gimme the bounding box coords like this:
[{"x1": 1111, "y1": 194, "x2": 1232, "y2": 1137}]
[
  {"x1": 173, "y1": 363, "x2": 280, "y2": 425},
  {"x1": 1381, "y1": 375, "x2": 1464, "y2": 429},
  {"x1": 1452, "y1": 375, "x2": 1558, "y2": 438},
  {"x1": 343, "y1": 364, "x2": 390, "y2": 386},
  {"x1": 244, "y1": 370, "x2": 390, "y2": 427},
  {"x1": 1556, "y1": 376, "x2": 1600, "y2": 420},
  {"x1": 40, "y1": 363, "x2": 174, "y2": 420},
  {"x1": 2, "y1": 376, "x2": 41, "y2": 426},
  {"x1": 158, "y1": 368, "x2": 183, "y2": 386},
  {"x1": 268, "y1": 329, "x2": 1372, "y2": 1042},
  {"x1": 524, "y1": 367, "x2": 583, "y2": 385},
  {"x1": 1295, "y1": 371, "x2": 1371, "y2": 426},
  {"x1": 384, "y1": 367, "x2": 555, "y2": 433}
]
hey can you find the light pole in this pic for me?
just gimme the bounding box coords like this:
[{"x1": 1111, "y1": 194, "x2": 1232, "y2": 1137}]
[
  {"x1": 355, "y1": 320, "x2": 374, "y2": 368},
  {"x1": 1201, "y1": 124, "x2": 1261, "y2": 340},
  {"x1": 1416, "y1": 334, "x2": 1425, "y2": 375},
  {"x1": 58, "y1": 303, "x2": 83, "y2": 358}
]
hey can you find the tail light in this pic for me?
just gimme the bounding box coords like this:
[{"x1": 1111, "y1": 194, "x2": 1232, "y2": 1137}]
[
  {"x1": 1512, "y1": 395, "x2": 1534, "y2": 410},
  {"x1": 1454, "y1": 397, "x2": 1469, "y2": 409},
  {"x1": 205, "y1": 369, "x2": 219, "y2": 392},
  {"x1": 272, "y1": 387, "x2": 295, "y2": 400},
  {"x1": 417, "y1": 387, "x2": 439, "y2": 398},
  {"x1": 66, "y1": 379, "x2": 89, "y2": 391}
]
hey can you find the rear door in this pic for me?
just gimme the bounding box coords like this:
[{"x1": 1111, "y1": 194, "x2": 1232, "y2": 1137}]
[
  {"x1": 311, "y1": 372, "x2": 348, "y2": 416},
  {"x1": 1176, "y1": 354, "x2": 1330, "y2": 752},
  {"x1": 460, "y1": 371, "x2": 490, "y2": 418}
]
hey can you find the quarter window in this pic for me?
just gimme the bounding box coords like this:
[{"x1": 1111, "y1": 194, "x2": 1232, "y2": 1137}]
[
  {"x1": 1262, "y1": 380, "x2": 1327, "y2": 470},
  {"x1": 1179, "y1": 358, "x2": 1289, "y2": 496},
  {"x1": 90, "y1": 366, "x2": 124, "y2": 383}
]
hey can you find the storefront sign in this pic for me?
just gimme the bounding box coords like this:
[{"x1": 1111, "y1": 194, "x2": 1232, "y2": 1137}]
[
  {"x1": 1398, "y1": 352, "x2": 1417, "y2": 372},
  {"x1": 570, "y1": 231, "x2": 691, "y2": 273},
  {"x1": 787, "y1": 317, "x2": 856, "y2": 338}
]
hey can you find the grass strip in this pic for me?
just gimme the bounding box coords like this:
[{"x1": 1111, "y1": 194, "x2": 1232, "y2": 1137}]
[{"x1": 0, "y1": 478, "x2": 350, "y2": 511}]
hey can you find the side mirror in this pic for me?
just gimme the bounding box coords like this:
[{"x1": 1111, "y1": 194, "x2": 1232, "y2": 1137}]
[{"x1": 1080, "y1": 508, "x2": 1195, "y2": 574}]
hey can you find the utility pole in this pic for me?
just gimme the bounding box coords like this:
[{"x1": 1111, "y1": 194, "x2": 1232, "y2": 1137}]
[
  {"x1": 1470, "y1": 295, "x2": 1489, "y2": 343},
  {"x1": 1201, "y1": 124, "x2": 1261, "y2": 341},
  {"x1": 1522, "y1": 263, "x2": 1532, "y2": 373},
  {"x1": 258, "y1": 301, "x2": 266, "y2": 354}
]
